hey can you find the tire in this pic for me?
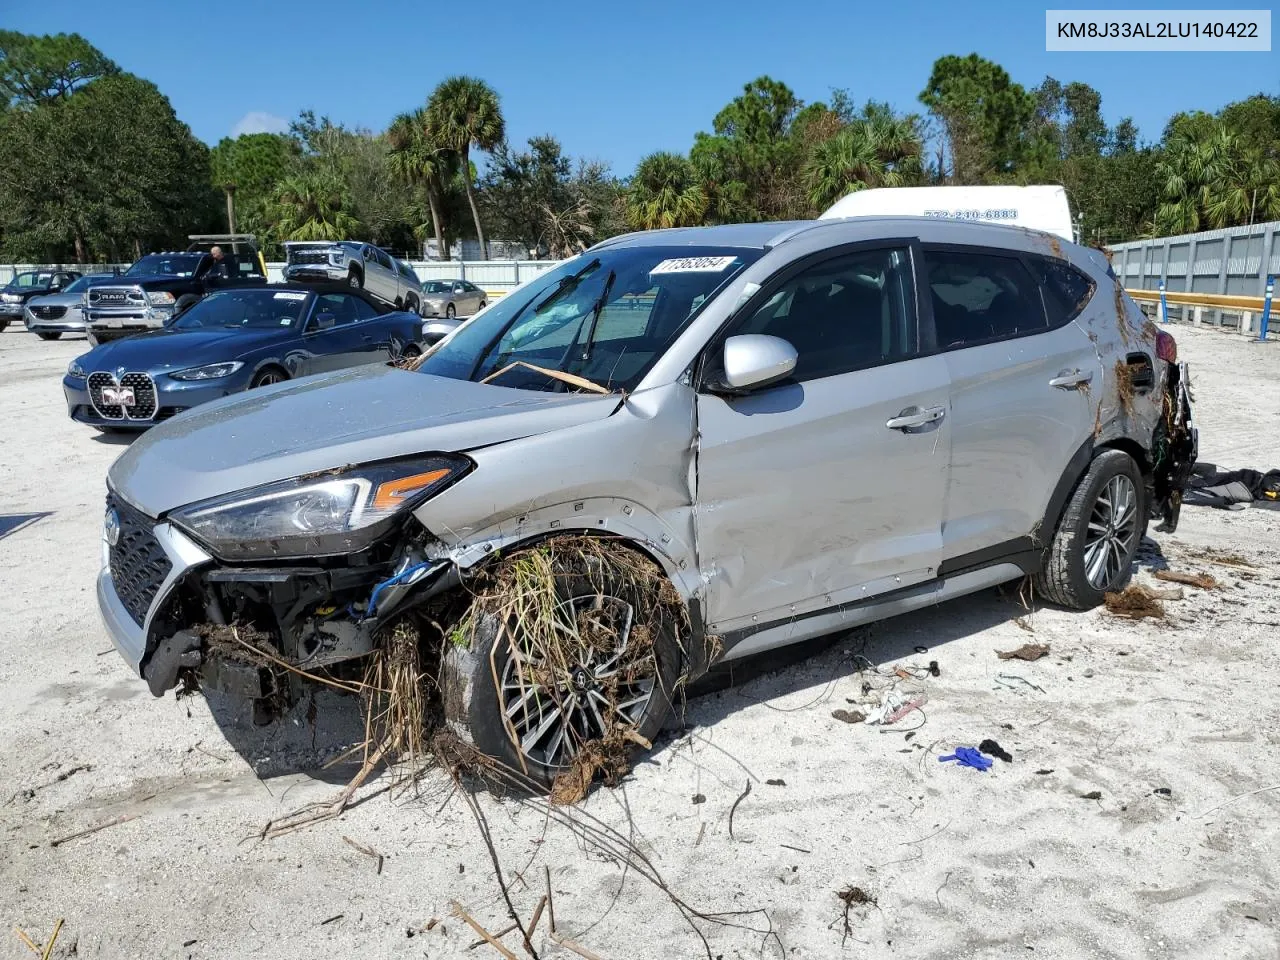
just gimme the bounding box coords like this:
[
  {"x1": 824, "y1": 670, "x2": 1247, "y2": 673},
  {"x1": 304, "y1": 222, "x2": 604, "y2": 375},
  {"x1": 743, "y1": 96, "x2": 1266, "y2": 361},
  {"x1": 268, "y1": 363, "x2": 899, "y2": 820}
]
[
  {"x1": 441, "y1": 544, "x2": 683, "y2": 795},
  {"x1": 1035, "y1": 449, "x2": 1147, "y2": 610},
  {"x1": 250, "y1": 367, "x2": 288, "y2": 388},
  {"x1": 478, "y1": 300, "x2": 486, "y2": 311},
  {"x1": 0, "y1": 321, "x2": 8, "y2": 333},
  {"x1": 401, "y1": 344, "x2": 421, "y2": 359},
  {"x1": 446, "y1": 303, "x2": 456, "y2": 319},
  {"x1": 175, "y1": 294, "x2": 200, "y2": 315},
  {"x1": 348, "y1": 269, "x2": 363, "y2": 289},
  {"x1": 37, "y1": 332, "x2": 62, "y2": 341},
  {"x1": 405, "y1": 297, "x2": 419, "y2": 315}
]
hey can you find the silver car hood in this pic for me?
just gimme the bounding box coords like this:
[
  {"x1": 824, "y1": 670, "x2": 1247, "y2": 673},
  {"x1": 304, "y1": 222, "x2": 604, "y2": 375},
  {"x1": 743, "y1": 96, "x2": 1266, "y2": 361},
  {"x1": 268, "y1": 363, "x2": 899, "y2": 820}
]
[
  {"x1": 27, "y1": 291, "x2": 85, "y2": 308},
  {"x1": 109, "y1": 365, "x2": 619, "y2": 517}
]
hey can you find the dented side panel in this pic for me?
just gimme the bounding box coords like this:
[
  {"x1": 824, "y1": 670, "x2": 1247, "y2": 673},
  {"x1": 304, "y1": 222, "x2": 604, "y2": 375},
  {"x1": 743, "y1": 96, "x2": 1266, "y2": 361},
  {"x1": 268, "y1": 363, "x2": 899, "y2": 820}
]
[{"x1": 411, "y1": 381, "x2": 703, "y2": 601}]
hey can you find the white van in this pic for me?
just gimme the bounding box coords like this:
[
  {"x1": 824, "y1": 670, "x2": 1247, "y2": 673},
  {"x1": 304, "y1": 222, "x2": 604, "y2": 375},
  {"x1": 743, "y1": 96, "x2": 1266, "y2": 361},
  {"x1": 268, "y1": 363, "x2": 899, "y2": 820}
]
[{"x1": 819, "y1": 185, "x2": 1077, "y2": 243}]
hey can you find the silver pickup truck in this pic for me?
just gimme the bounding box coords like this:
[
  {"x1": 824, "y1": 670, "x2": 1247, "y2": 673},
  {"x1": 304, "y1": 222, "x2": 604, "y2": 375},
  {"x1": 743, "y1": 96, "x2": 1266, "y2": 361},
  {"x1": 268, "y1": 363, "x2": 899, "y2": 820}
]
[{"x1": 283, "y1": 241, "x2": 424, "y2": 313}]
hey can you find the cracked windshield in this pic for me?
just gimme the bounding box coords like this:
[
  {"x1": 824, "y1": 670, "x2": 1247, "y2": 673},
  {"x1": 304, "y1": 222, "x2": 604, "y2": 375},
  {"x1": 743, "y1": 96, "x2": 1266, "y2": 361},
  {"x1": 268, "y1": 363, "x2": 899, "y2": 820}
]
[{"x1": 417, "y1": 247, "x2": 761, "y2": 392}]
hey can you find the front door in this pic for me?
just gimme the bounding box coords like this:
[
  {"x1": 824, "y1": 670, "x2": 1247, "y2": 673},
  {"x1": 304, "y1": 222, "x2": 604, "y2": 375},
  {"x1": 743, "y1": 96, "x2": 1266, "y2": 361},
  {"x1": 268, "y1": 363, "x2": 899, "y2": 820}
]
[
  {"x1": 922, "y1": 246, "x2": 1104, "y2": 564},
  {"x1": 694, "y1": 243, "x2": 951, "y2": 634}
]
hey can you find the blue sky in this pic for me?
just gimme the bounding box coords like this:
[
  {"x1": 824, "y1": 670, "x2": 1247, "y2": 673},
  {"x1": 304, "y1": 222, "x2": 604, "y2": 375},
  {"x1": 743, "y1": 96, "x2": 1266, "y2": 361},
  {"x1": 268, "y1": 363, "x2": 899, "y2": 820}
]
[{"x1": 9, "y1": 0, "x2": 1278, "y2": 173}]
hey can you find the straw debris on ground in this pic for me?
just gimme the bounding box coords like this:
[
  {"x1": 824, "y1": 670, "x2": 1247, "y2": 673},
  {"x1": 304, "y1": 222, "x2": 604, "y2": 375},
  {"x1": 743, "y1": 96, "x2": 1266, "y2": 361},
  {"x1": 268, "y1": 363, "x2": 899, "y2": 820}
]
[{"x1": 1103, "y1": 584, "x2": 1166, "y2": 620}]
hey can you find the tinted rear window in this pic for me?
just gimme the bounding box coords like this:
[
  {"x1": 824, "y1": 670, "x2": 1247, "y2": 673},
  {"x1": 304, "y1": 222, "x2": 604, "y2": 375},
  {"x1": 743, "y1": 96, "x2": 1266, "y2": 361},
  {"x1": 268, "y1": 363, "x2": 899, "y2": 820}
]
[{"x1": 1029, "y1": 256, "x2": 1095, "y2": 327}]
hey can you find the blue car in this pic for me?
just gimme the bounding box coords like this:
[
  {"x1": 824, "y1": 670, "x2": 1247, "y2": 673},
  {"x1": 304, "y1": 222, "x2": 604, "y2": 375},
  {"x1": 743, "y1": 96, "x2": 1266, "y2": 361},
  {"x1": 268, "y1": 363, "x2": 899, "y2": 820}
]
[{"x1": 64, "y1": 283, "x2": 430, "y2": 432}]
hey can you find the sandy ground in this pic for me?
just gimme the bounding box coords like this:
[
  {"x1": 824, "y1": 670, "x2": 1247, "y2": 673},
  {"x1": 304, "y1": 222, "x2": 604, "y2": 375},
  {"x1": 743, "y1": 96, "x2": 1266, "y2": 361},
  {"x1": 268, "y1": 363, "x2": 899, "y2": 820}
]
[{"x1": 1, "y1": 323, "x2": 1278, "y2": 960}]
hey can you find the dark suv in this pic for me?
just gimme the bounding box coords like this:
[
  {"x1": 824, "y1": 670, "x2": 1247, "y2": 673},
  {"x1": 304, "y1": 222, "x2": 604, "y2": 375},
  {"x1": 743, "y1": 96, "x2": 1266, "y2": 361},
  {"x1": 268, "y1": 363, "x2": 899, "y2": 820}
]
[
  {"x1": 0, "y1": 270, "x2": 83, "y2": 332},
  {"x1": 85, "y1": 235, "x2": 266, "y2": 344}
]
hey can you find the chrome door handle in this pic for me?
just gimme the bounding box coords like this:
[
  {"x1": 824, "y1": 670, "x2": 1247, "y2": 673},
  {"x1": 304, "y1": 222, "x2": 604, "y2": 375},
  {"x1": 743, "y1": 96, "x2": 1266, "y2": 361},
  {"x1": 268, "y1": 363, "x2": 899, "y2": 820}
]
[
  {"x1": 1050, "y1": 369, "x2": 1093, "y2": 389},
  {"x1": 886, "y1": 405, "x2": 946, "y2": 431}
]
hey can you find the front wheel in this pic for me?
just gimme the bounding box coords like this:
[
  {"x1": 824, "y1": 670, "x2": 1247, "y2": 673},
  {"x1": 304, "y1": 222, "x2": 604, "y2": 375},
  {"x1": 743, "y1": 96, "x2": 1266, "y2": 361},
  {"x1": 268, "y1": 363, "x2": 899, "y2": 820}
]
[
  {"x1": 348, "y1": 270, "x2": 363, "y2": 289},
  {"x1": 405, "y1": 297, "x2": 419, "y2": 315},
  {"x1": 445, "y1": 303, "x2": 456, "y2": 319},
  {"x1": 250, "y1": 368, "x2": 287, "y2": 388},
  {"x1": 1036, "y1": 449, "x2": 1147, "y2": 609},
  {"x1": 441, "y1": 538, "x2": 685, "y2": 798},
  {"x1": 37, "y1": 332, "x2": 62, "y2": 341}
]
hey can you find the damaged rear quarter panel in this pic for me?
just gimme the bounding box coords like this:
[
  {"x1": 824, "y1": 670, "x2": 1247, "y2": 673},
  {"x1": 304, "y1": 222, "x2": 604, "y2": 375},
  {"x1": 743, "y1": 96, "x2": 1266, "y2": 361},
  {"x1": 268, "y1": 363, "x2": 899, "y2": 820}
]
[{"x1": 411, "y1": 380, "x2": 702, "y2": 601}]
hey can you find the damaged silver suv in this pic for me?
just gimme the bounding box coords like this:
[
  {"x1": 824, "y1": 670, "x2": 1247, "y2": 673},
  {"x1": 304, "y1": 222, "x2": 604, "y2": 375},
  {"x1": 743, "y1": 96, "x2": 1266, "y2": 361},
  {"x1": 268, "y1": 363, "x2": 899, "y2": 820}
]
[{"x1": 97, "y1": 217, "x2": 1196, "y2": 789}]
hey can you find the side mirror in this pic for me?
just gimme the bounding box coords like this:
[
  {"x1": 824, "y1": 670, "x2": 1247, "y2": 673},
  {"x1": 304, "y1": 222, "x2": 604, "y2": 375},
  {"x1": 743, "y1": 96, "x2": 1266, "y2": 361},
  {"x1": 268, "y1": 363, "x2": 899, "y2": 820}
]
[
  {"x1": 713, "y1": 334, "x2": 797, "y2": 393},
  {"x1": 309, "y1": 313, "x2": 336, "y2": 332}
]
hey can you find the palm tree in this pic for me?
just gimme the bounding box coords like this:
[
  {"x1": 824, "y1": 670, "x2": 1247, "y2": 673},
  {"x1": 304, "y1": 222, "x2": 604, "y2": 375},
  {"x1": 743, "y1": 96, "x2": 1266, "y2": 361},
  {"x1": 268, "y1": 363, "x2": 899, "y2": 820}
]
[
  {"x1": 805, "y1": 113, "x2": 923, "y2": 211},
  {"x1": 1151, "y1": 123, "x2": 1262, "y2": 234},
  {"x1": 268, "y1": 172, "x2": 361, "y2": 242},
  {"x1": 1206, "y1": 146, "x2": 1280, "y2": 228},
  {"x1": 387, "y1": 108, "x2": 457, "y2": 258},
  {"x1": 426, "y1": 76, "x2": 505, "y2": 259},
  {"x1": 625, "y1": 152, "x2": 707, "y2": 230}
]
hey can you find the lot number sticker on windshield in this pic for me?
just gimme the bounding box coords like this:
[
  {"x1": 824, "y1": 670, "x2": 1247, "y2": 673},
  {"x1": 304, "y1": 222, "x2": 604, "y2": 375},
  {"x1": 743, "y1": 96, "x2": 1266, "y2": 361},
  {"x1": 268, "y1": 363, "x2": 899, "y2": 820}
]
[
  {"x1": 274, "y1": 291, "x2": 308, "y2": 300},
  {"x1": 650, "y1": 256, "x2": 737, "y2": 274}
]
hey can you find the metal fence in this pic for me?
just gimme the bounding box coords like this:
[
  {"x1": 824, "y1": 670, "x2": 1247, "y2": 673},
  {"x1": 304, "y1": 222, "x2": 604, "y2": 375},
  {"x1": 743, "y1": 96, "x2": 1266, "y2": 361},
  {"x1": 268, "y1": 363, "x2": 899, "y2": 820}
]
[
  {"x1": 0, "y1": 260, "x2": 562, "y2": 298},
  {"x1": 1108, "y1": 220, "x2": 1280, "y2": 330}
]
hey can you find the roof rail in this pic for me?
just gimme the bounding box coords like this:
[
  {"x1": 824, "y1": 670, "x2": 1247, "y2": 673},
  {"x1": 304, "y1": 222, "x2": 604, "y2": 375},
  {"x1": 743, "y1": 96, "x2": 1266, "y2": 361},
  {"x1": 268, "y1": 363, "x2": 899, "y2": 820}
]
[{"x1": 189, "y1": 234, "x2": 258, "y2": 242}]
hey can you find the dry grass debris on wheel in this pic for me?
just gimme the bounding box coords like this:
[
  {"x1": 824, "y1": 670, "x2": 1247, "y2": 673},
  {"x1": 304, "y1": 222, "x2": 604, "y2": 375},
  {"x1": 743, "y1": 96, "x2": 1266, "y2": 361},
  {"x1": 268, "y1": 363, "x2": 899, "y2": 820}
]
[{"x1": 450, "y1": 536, "x2": 689, "y2": 804}]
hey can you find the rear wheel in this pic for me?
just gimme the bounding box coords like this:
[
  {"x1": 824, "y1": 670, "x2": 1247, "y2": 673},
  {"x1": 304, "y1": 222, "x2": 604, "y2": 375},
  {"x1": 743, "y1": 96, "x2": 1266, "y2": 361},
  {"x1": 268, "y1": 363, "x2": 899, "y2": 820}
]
[
  {"x1": 251, "y1": 367, "x2": 288, "y2": 388},
  {"x1": 1036, "y1": 449, "x2": 1146, "y2": 609},
  {"x1": 37, "y1": 332, "x2": 62, "y2": 341}
]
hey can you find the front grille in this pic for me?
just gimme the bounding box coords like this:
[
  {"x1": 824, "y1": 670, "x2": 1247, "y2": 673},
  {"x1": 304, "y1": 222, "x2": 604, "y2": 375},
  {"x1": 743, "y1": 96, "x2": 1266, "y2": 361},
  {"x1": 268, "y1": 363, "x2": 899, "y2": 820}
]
[
  {"x1": 290, "y1": 250, "x2": 330, "y2": 266},
  {"x1": 107, "y1": 494, "x2": 170, "y2": 627},
  {"x1": 87, "y1": 372, "x2": 158, "y2": 421},
  {"x1": 89, "y1": 286, "x2": 145, "y2": 306},
  {"x1": 31, "y1": 305, "x2": 67, "y2": 320}
]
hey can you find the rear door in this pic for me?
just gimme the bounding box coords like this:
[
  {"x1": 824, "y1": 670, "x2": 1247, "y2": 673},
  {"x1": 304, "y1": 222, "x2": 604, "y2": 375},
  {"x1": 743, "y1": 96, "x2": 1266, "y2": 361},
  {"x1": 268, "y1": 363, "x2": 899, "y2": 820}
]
[
  {"x1": 465, "y1": 281, "x2": 484, "y2": 314},
  {"x1": 367, "y1": 247, "x2": 399, "y2": 304},
  {"x1": 922, "y1": 245, "x2": 1102, "y2": 568},
  {"x1": 694, "y1": 241, "x2": 952, "y2": 634}
]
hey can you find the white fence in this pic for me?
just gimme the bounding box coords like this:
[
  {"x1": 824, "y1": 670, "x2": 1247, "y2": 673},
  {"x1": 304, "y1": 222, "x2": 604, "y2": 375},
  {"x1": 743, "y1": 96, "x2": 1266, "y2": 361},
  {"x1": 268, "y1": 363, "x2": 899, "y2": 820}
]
[{"x1": 1, "y1": 260, "x2": 563, "y2": 299}]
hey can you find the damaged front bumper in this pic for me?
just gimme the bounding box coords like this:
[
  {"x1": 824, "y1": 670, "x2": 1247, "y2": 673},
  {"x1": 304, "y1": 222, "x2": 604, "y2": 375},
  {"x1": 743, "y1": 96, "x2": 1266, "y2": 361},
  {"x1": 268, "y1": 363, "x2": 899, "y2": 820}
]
[
  {"x1": 96, "y1": 520, "x2": 213, "y2": 677},
  {"x1": 96, "y1": 502, "x2": 458, "y2": 700}
]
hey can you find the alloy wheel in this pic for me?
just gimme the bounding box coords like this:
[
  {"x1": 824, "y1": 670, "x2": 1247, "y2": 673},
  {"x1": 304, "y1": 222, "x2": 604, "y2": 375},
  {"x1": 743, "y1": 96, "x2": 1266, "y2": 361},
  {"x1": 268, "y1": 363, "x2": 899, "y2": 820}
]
[
  {"x1": 1083, "y1": 474, "x2": 1139, "y2": 589},
  {"x1": 498, "y1": 594, "x2": 657, "y2": 770}
]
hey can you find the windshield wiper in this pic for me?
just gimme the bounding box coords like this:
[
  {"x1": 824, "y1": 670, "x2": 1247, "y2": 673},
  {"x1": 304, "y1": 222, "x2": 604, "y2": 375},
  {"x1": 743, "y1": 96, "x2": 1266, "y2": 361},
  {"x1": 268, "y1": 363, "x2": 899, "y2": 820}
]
[
  {"x1": 533, "y1": 258, "x2": 600, "y2": 314},
  {"x1": 577, "y1": 270, "x2": 615, "y2": 363}
]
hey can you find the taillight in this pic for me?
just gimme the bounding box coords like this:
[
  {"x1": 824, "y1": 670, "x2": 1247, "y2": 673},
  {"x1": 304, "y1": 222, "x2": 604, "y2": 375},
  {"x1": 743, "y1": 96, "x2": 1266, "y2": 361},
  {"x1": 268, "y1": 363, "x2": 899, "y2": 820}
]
[{"x1": 1156, "y1": 331, "x2": 1177, "y2": 363}]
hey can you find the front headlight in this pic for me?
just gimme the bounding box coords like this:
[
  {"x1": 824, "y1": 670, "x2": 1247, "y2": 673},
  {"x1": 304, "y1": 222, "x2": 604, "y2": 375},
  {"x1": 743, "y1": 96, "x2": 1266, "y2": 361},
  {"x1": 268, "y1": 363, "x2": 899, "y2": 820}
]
[
  {"x1": 67, "y1": 359, "x2": 87, "y2": 380},
  {"x1": 170, "y1": 361, "x2": 244, "y2": 381},
  {"x1": 147, "y1": 291, "x2": 176, "y2": 306},
  {"x1": 2, "y1": 293, "x2": 19, "y2": 303},
  {"x1": 168, "y1": 454, "x2": 472, "y2": 560},
  {"x1": 330, "y1": 250, "x2": 346, "y2": 265}
]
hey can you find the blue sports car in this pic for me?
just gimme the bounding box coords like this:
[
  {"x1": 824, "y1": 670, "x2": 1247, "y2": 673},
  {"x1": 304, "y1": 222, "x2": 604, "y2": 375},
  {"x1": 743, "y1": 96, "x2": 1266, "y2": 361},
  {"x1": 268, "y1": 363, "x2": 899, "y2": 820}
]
[{"x1": 64, "y1": 283, "x2": 431, "y2": 432}]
